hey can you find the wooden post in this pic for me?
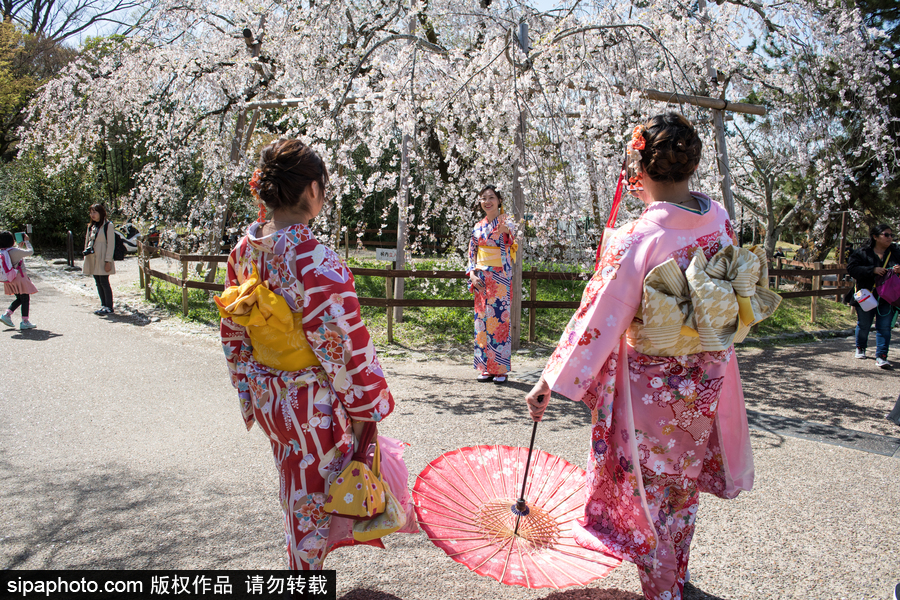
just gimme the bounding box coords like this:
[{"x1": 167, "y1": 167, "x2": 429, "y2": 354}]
[
  {"x1": 712, "y1": 109, "x2": 736, "y2": 221},
  {"x1": 144, "y1": 250, "x2": 151, "y2": 301},
  {"x1": 528, "y1": 266, "x2": 537, "y2": 343},
  {"x1": 698, "y1": 0, "x2": 736, "y2": 221},
  {"x1": 138, "y1": 243, "x2": 145, "y2": 289},
  {"x1": 838, "y1": 211, "x2": 848, "y2": 265},
  {"x1": 182, "y1": 258, "x2": 189, "y2": 317},
  {"x1": 811, "y1": 261, "x2": 822, "y2": 323},
  {"x1": 392, "y1": 5, "x2": 418, "y2": 325},
  {"x1": 66, "y1": 230, "x2": 75, "y2": 267},
  {"x1": 335, "y1": 164, "x2": 344, "y2": 250},
  {"x1": 393, "y1": 132, "x2": 410, "y2": 324},
  {"x1": 385, "y1": 276, "x2": 394, "y2": 344},
  {"x1": 510, "y1": 113, "x2": 526, "y2": 352},
  {"x1": 775, "y1": 257, "x2": 782, "y2": 291}
]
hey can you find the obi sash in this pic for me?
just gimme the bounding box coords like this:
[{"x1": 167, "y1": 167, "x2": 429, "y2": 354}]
[
  {"x1": 215, "y1": 265, "x2": 322, "y2": 372},
  {"x1": 628, "y1": 245, "x2": 782, "y2": 357},
  {"x1": 476, "y1": 246, "x2": 503, "y2": 270}
]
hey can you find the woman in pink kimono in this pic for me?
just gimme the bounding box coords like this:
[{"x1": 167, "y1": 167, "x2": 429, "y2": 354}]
[
  {"x1": 525, "y1": 113, "x2": 777, "y2": 600},
  {"x1": 218, "y1": 139, "x2": 397, "y2": 569}
]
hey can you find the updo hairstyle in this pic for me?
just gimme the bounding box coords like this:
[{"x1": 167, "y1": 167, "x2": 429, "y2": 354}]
[
  {"x1": 639, "y1": 112, "x2": 702, "y2": 184},
  {"x1": 256, "y1": 139, "x2": 329, "y2": 212}
]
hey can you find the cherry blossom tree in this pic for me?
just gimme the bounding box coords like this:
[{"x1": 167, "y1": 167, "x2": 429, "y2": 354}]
[{"x1": 18, "y1": 0, "x2": 898, "y2": 268}]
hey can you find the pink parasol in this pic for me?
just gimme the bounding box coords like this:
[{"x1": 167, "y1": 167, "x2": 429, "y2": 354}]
[{"x1": 413, "y1": 410, "x2": 621, "y2": 589}]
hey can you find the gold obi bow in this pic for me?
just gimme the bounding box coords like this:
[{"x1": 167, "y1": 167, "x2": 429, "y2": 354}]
[
  {"x1": 628, "y1": 245, "x2": 782, "y2": 356},
  {"x1": 476, "y1": 241, "x2": 518, "y2": 270},
  {"x1": 476, "y1": 246, "x2": 503, "y2": 269},
  {"x1": 215, "y1": 265, "x2": 322, "y2": 372}
]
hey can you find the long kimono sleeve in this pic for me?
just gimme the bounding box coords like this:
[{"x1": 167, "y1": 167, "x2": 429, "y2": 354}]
[
  {"x1": 543, "y1": 225, "x2": 648, "y2": 405},
  {"x1": 465, "y1": 228, "x2": 478, "y2": 275},
  {"x1": 302, "y1": 247, "x2": 394, "y2": 423},
  {"x1": 219, "y1": 248, "x2": 255, "y2": 429},
  {"x1": 500, "y1": 214, "x2": 520, "y2": 272}
]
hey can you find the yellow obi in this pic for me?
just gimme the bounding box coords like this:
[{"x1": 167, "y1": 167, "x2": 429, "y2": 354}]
[
  {"x1": 476, "y1": 246, "x2": 503, "y2": 270},
  {"x1": 215, "y1": 265, "x2": 322, "y2": 372}
]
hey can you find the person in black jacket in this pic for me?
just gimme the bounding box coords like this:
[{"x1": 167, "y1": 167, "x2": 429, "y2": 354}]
[{"x1": 847, "y1": 223, "x2": 900, "y2": 368}]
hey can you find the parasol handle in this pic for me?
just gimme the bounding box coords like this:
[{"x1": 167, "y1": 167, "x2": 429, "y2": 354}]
[{"x1": 512, "y1": 394, "x2": 544, "y2": 533}]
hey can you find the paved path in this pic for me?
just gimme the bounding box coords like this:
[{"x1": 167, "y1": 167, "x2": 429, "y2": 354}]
[{"x1": 2, "y1": 257, "x2": 899, "y2": 599}]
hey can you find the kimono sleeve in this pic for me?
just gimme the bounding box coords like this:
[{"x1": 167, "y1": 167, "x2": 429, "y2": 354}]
[
  {"x1": 219, "y1": 246, "x2": 255, "y2": 429},
  {"x1": 542, "y1": 225, "x2": 647, "y2": 405},
  {"x1": 302, "y1": 248, "x2": 394, "y2": 423},
  {"x1": 465, "y1": 227, "x2": 478, "y2": 275}
]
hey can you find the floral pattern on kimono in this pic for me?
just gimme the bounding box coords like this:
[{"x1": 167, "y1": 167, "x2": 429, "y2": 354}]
[
  {"x1": 542, "y1": 196, "x2": 755, "y2": 600},
  {"x1": 220, "y1": 222, "x2": 394, "y2": 569},
  {"x1": 466, "y1": 214, "x2": 518, "y2": 375}
]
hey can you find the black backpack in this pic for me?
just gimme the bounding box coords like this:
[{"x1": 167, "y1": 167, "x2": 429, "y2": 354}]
[{"x1": 105, "y1": 222, "x2": 126, "y2": 261}]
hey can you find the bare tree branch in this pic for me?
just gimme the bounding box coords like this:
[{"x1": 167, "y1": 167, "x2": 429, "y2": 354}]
[{"x1": 3, "y1": 0, "x2": 152, "y2": 44}]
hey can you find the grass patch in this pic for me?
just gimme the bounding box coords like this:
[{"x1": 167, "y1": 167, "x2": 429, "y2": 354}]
[
  {"x1": 754, "y1": 296, "x2": 857, "y2": 337},
  {"x1": 349, "y1": 257, "x2": 590, "y2": 349},
  {"x1": 141, "y1": 255, "x2": 856, "y2": 349},
  {"x1": 145, "y1": 268, "x2": 226, "y2": 324}
]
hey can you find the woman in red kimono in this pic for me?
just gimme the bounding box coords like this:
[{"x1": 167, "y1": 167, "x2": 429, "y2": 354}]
[
  {"x1": 524, "y1": 113, "x2": 776, "y2": 600},
  {"x1": 218, "y1": 139, "x2": 396, "y2": 569}
]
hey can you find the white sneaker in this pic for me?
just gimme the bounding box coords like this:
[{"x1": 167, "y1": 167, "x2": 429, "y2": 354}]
[
  {"x1": 854, "y1": 349, "x2": 866, "y2": 359},
  {"x1": 876, "y1": 357, "x2": 891, "y2": 369}
]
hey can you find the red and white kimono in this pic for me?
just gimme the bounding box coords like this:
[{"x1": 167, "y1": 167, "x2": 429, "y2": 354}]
[
  {"x1": 542, "y1": 195, "x2": 755, "y2": 600},
  {"x1": 220, "y1": 222, "x2": 394, "y2": 569}
]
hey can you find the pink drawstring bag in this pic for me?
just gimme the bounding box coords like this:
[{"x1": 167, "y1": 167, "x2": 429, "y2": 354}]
[
  {"x1": 367, "y1": 436, "x2": 420, "y2": 534},
  {"x1": 325, "y1": 435, "x2": 419, "y2": 554}
]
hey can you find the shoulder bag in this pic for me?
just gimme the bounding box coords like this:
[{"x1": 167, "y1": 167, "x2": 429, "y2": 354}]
[{"x1": 875, "y1": 251, "x2": 900, "y2": 308}]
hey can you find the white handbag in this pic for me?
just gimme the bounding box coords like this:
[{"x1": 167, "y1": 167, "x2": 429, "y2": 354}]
[{"x1": 854, "y1": 288, "x2": 878, "y2": 312}]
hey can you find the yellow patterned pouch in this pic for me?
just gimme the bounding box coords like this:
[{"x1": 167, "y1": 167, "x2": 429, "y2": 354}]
[
  {"x1": 324, "y1": 422, "x2": 387, "y2": 520},
  {"x1": 352, "y1": 482, "x2": 407, "y2": 541}
]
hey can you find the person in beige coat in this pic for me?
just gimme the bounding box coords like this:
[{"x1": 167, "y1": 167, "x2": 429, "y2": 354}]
[{"x1": 83, "y1": 203, "x2": 116, "y2": 315}]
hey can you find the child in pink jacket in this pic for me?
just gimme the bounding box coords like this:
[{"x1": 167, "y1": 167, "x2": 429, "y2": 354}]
[{"x1": 1, "y1": 231, "x2": 38, "y2": 330}]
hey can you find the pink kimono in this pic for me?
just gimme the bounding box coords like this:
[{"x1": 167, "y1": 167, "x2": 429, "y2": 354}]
[{"x1": 542, "y1": 195, "x2": 754, "y2": 600}]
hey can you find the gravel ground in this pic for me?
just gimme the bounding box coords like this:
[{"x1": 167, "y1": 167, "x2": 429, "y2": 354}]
[{"x1": 1, "y1": 256, "x2": 898, "y2": 599}]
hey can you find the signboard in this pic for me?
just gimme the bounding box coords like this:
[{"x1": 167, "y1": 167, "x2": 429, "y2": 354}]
[{"x1": 376, "y1": 248, "x2": 398, "y2": 261}]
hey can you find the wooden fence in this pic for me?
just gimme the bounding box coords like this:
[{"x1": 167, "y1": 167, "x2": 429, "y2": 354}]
[
  {"x1": 138, "y1": 244, "x2": 229, "y2": 316},
  {"x1": 769, "y1": 258, "x2": 852, "y2": 322},
  {"x1": 139, "y1": 244, "x2": 853, "y2": 336},
  {"x1": 139, "y1": 244, "x2": 582, "y2": 342}
]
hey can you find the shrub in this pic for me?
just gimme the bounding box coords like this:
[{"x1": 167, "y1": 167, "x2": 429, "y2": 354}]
[{"x1": 0, "y1": 152, "x2": 103, "y2": 248}]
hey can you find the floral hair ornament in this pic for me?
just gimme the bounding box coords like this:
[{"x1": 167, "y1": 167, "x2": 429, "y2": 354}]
[
  {"x1": 249, "y1": 168, "x2": 267, "y2": 223},
  {"x1": 625, "y1": 124, "x2": 646, "y2": 195}
]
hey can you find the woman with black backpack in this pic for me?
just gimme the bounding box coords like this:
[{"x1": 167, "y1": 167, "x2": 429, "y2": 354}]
[{"x1": 83, "y1": 203, "x2": 116, "y2": 315}]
